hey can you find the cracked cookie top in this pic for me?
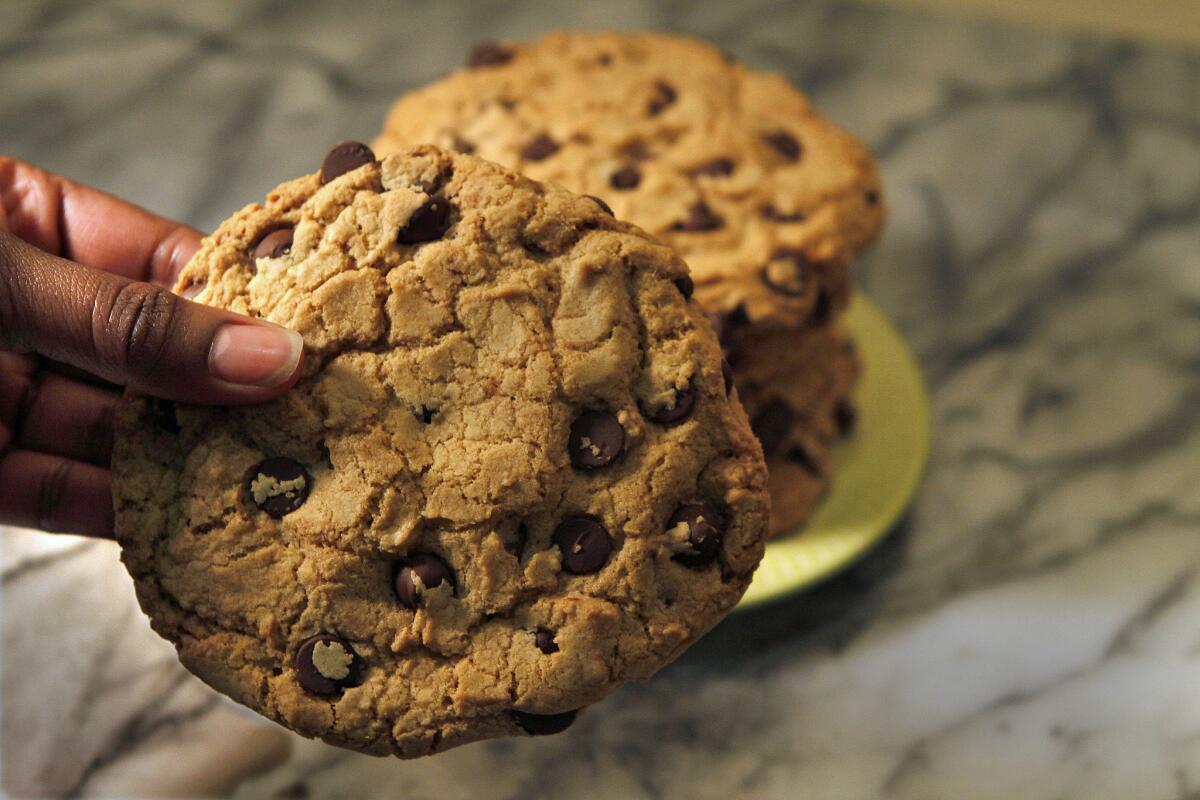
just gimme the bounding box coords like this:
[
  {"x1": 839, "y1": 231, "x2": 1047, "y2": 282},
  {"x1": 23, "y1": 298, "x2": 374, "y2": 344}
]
[
  {"x1": 372, "y1": 31, "x2": 885, "y2": 331},
  {"x1": 112, "y1": 143, "x2": 769, "y2": 758}
]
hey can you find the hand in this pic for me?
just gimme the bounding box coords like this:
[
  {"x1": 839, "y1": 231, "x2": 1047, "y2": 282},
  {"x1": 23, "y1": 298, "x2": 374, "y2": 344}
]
[{"x1": 0, "y1": 158, "x2": 304, "y2": 538}]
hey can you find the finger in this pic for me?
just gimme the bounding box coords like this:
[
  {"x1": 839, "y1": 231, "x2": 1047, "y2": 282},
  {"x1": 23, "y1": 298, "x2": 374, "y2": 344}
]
[
  {"x1": 13, "y1": 372, "x2": 120, "y2": 466},
  {"x1": 0, "y1": 156, "x2": 202, "y2": 287},
  {"x1": 0, "y1": 231, "x2": 304, "y2": 405},
  {"x1": 41, "y1": 358, "x2": 122, "y2": 392},
  {"x1": 0, "y1": 450, "x2": 113, "y2": 537}
]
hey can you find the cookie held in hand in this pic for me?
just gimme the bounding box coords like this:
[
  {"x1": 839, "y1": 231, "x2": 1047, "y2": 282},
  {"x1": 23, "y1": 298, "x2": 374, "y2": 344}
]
[{"x1": 113, "y1": 142, "x2": 769, "y2": 758}]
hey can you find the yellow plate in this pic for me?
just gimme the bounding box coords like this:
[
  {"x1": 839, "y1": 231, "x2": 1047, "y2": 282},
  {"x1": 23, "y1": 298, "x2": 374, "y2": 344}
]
[{"x1": 736, "y1": 292, "x2": 931, "y2": 610}]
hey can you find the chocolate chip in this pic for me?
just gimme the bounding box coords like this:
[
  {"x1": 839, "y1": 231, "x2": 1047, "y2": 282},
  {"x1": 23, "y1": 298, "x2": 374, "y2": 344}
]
[
  {"x1": 468, "y1": 41, "x2": 514, "y2": 68},
  {"x1": 585, "y1": 194, "x2": 614, "y2": 216},
  {"x1": 534, "y1": 629, "x2": 559, "y2": 654},
  {"x1": 413, "y1": 404, "x2": 437, "y2": 424},
  {"x1": 246, "y1": 457, "x2": 312, "y2": 518},
  {"x1": 648, "y1": 80, "x2": 677, "y2": 116},
  {"x1": 640, "y1": 383, "x2": 697, "y2": 426},
  {"x1": 865, "y1": 189, "x2": 880, "y2": 205},
  {"x1": 598, "y1": 52, "x2": 613, "y2": 66},
  {"x1": 512, "y1": 709, "x2": 578, "y2": 735},
  {"x1": 750, "y1": 400, "x2": 793, "y2": 457},
  {"x1": 671, "y1": 201, "x2": 723, "y2": 232},
  {"x1": 149, "y1": 398, "x2": 180, "y2": 434},
  {"x1": 835, "y1": 399, "x2": 857, "y2": 436},
  {"x1": 448, "y1": 132, "x2": 476, "y2": 154},
  {"x1": 616, "y1": 140, "x2": 650, "y2": 161},
  {"x1": 674, "y1": 274, "x2": 695, "y2": 299},
  {"x1": 397, "y1": 198, "x2": 452, "y2": 244},
  {"x1": 521, "y1": 133, "x2": 560, "y2": 161},
  {"x1": 762, "y1": 204, "x2": 806, "y2": 223},
  {"x1": 320, "y1": 141, "x2": 376, "y2": 184},
  {"x1": 569, "y1": 410, "x2": 625, "y2": 469},
  {"x1": 253, "y1": 227, "x2": 294, "y2": 260},
  {"x1": 707, "y1": 305, "x2": 748, "y2": 350},
  {"x1": 688, "y1": 158, "x2": 735, "y2": 177},
  {"x1": 610, "y1": 164, "x2": 641, "y2": 190},
  {"x1": 393, "y1": 553, "x2": 455, "y2": 610},
  {"x1": 762, "y1": 248, "x2": 811, "y2": 297},
  {"x1": 787, "y1": 444, "x2": 823, "y2": 476},
  {"x1": 294, "y1": 634, "x2": 358, "y2": 696},
  {"x1": 668, "y1": 502, "x2": 724, "y2": 568},
  {"x1": 762, "y1": 130, "x2": 801, "y2": 162},
  {"x1": 721, "y1": 359, "x2": 734, "y2": 396},
  {"x1": 553, "y1": 515, "x2": 612, "y2": 574}
]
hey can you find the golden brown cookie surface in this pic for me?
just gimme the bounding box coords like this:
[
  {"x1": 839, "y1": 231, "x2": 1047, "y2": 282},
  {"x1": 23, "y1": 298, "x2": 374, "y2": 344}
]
[
  {"x1": 112, "y1": 144, "x2": 768, "y2": 758},
  {"x1": 373, "y1": 31, "x2": 884, "y2": 332}
]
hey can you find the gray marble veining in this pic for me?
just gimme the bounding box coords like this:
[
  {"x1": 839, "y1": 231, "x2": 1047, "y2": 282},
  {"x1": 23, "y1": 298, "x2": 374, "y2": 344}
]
[{"x1": 2, "y1": 1, "x2": 1199, "y2": 797}]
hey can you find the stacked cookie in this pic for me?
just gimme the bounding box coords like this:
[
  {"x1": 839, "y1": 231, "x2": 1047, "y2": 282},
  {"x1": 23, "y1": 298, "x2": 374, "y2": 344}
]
[{"x1": 373, "y1": 31, "x2": 884, "y2": 535}]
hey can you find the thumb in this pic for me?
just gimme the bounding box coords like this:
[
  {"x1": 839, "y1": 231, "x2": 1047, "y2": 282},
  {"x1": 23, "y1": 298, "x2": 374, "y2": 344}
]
[{"x1": 0, "y1": 230, "x2": 303, "y2": 404}]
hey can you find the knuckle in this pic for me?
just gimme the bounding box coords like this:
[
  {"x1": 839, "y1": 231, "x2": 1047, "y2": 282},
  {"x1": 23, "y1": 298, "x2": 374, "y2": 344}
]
[{"x1": 95, "y1": 281, "x2": 181, "y2": 378}]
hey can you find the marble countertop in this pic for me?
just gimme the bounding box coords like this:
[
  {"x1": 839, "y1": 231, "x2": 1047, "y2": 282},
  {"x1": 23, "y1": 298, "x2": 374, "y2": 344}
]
[{"x1": 3, "y1": 1, "x2": 1199, "y2": 797}]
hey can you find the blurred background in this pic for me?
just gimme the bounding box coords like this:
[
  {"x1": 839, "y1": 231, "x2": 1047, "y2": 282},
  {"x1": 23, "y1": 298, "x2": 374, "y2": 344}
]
[{"x1": 2, "y1": 1, "x2": 1199, "y2": 798}]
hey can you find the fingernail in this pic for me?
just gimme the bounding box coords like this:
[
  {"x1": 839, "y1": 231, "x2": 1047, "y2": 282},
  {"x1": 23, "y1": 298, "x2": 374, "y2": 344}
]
[{"x1": 209, "y1": 323, "x2": 303, "y2": 388}]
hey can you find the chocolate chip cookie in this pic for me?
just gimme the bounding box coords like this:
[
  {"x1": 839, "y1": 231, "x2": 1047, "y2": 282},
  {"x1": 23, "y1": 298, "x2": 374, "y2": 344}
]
[
  {"x1": 112, "y1": 143, "x2": 769, "y2": 758},
  {"x1": 733, "y1": 324, "x2": 860, "y2": 536},
  {"x1": 372, "y1": 31, "x2": 883, "y2": 331}
]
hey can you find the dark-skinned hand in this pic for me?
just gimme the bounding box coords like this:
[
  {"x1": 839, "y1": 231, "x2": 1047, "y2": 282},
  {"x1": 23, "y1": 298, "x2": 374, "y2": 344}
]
[{"x1": 0, "y1": 158, "x2": 304, "y2": 537}]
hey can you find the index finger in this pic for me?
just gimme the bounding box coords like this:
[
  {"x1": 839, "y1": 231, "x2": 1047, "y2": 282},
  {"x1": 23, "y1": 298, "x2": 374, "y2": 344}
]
[{"x1": 0, "y1": 156, "x2": 202, "y2": 288}]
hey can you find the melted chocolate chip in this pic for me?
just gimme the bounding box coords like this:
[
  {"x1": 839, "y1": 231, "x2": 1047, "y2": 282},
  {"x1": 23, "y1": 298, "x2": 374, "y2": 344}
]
[
  {"x1": 707, "y1": 305, "x2": 749, "y2": 350},
  {"x1": 640, "y1": 383, "x2": 697, "y2": 426},
  {"x1": 468, "y1": 41, "x2": 514, "y2": 67},
  {"x1": 610, "y1": 164, "x2": 641, "y2": 190},
  {"x1": 149, "y1": 398, "x2": 180, "y2": 434},
  {"x1": 762, "y1": 130, "x2": 801, "y2": 162},
  {"x1": 534, "y1": 629, "x2": 559, "y2": 654},
  {"x1": 569, "y1": 411, "x2": 625, "y2": 469},
  {"x1": 721, "y1": 359, "x2": 734, "y2": 396},
  {"x1": 835, "y1": 399, "x2": 858, "y2": 436},
  {"x1": 648, "y1": 80, "x2": 677, "y2": 116},
  {"x1": 393, "y1": 553, "x2": 455, "y2": 610},
  {"x1": 865, "y1": 189, "x2": 880, "y2": 206},
  {"x1": 397, "y1": 198, "x2": 452, "y2": 244},
  {"x1": 553, "y1": 515, "x2": 612, "y2": 574},
  {"x1": 671, "y1": 201, "x2": 723, "y2": 232},
  {"x1": 598, "y1": 52, "x2": 613, "y2": 66},
  {"x1": 668, "y1": 502, "x2": 724, "y2": 568},
  {"x1": 295, "y1": 634, "x2": 359, "y2": 696},
  {"x1": 762, "y1": 248, "x2": 811, "y2": 297},
  {"x1": 448, "y1": 132, "x2": 476, "y2": 154},
  {"x1": 585, "y1": 194, "x2": 614, "y2": 216},
  {"x1": 762, "y1": 204, "x2": 806, "y2": 223},
  {"x1": 616, "y1": 140, "x2": 650, "y2": 161},
  {"x1": 253, "y1": 227, "x2": 294, "y2": 260},
  {"x1": 512, "y1": 709, "x2": 578, "y2": 735},
  {"x1": 521, "y1": 133, "x2": 560, "y2": 161},
  {"x1": 750, "y1": 400, "x2": 794, "y2": 457},
  {"x1": 674, "y1": 274, "x2": 695, "y2": 299},
  {"x1": 320, "y1": 141, "x2": 376, "y2": 184},
  {"x1": 787, "y1": 443, "x2": 823, "y2": 476},
  {"x1": 688, "y1": 157, "x2": 735, "y2": 177},
  {"x1": 246, "y1": 457, "x2": 312, "y2": 518}
]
